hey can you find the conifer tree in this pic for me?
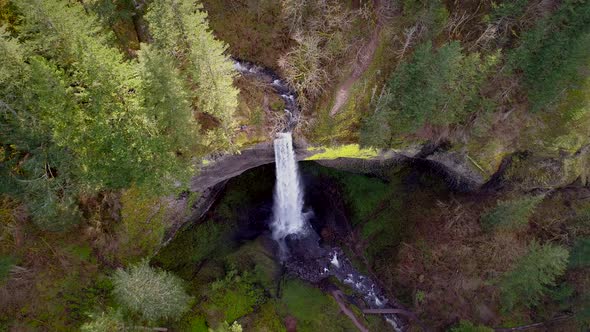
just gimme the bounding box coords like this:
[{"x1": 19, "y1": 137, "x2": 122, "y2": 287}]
[
  {"x1": 498, "y1": 241, "x2": 569, "y2": 312},
  {"x1": 145, "y1": 0, "x2": 238, "y2": 151}
]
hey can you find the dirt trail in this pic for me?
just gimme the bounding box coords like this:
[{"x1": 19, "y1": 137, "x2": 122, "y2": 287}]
[{"x1": 329, "y1": 0, "x2": 385, "y2": 117}]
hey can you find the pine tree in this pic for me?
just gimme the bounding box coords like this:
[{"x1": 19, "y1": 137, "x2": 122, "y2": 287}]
[
  {"x1": 480, "y1": 195, "x2": 543, "y2": 232},
  {"x1": 361, "y1": 41, "x2": 497, "y2": 147},
  {"x1": 145, "y1": 0, "x2": 238, "y2": 152},
  {"x1": 1, "y1": 29, "x2": 82, "y2": 230},
  {"x1": 1, "y1": 0, "x2": 215, "y2": 230},
  {"x1": 498, "y1": 241, "x2": 569, "y2": 312}
]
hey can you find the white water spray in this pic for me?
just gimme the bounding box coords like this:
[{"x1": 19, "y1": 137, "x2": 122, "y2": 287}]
[
  {"x1": 271, "y1": 133, "x2": 306, "y2": 247},
  {"x1": 331, "y1": 252, "x2": 340, "y2": 268}
]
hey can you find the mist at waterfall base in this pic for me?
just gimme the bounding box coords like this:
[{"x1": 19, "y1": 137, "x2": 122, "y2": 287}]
[{"x1": 270, "y1": 132, "x2": 405, "y2": 331}]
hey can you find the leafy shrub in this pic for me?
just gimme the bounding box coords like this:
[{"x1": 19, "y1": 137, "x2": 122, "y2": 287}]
[
  {"x1": 449, "y1": 320, "x2": 493, "y2": 332},
  {"x1": 569, "y1": 238, "x2": 590, "y2": 269},
  {"x1": 205, "y1": 268, "x2": 266, "y2": 323},
  {"x1": 498, "y1": 241, "x2": 569, "y2": 312},
  {"x1": 480, "y1": 195, "x2": 543, "y2": 232},
  {"x1": 112, "y1": 261, "x2": 192, "y2": 322}
]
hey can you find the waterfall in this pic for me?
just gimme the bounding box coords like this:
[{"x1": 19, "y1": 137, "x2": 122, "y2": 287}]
[{"x1": 271, "y1": 132, "x2": 306, "y2": 249}]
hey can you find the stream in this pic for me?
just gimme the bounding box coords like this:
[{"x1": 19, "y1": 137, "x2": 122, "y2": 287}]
[{"x1": 234, "y1": 60, "x2": 407, "y2": 331}]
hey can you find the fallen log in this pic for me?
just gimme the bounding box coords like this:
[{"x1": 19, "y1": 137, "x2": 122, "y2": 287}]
[
  {"x1": 363, "y1": 308, "x2": 430, "y2": 332},
  {"x1": 332, "y1": 290, "x2": 369, "y2": 332}
]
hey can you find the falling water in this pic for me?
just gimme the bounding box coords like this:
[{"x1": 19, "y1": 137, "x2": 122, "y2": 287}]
[{"x1": 271, "y1": 132, "x2": 306, "y2": 249}]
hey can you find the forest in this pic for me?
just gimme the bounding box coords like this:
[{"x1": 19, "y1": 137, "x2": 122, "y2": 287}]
[{"x1": 0, "y1": 0, "x2": 589, "y2": 331}]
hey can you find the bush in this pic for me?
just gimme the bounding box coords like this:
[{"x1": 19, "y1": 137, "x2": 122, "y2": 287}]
[
  {"x1": 480, "y1": 195, "x2": 543, "y2": 232},
  {"x1": 498, "y1": 241, "x2": 569, "y2": 312},
  {"x1": 112, "y1": 260, "x2": 192, "y2": 322},
  {"x1": 204, "y1": 268, "x2": 266, "y2": 323}
]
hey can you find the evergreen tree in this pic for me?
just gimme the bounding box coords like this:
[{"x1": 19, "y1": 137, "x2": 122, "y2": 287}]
[
  {"x1": 1, "y1": 0, "x2": 211, "y2": 230},
  {"x1": 145, "y1": 0, "x2": 238, "y2": 151},
  {"x1": 498, "y1": 241, "x2": 569, "y2": 312},
  {"x1": 361, "y1": 41, "x2": 497, "y2": 147},
  {"x1": 510, "y1": 0, "x2": 590, "y2": 112},
  {"x1": 1, "y1": 28, "x2": 82, "y2": 230},
  {"x1": 480, "y1": 195, "x2": 543, "y2": 232}
]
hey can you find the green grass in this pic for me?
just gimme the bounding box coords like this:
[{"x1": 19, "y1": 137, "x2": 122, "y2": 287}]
[{"x1": 305, "y1": 144, "x2": 379, "y2": 161}]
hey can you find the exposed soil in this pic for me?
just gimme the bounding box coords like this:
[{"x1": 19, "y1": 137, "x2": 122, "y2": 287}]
[{"x1": 329, "y1": 0, "x2": 386, "y2": 117}]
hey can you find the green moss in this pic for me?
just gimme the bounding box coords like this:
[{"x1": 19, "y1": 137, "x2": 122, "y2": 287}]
[
  {"x1": 224, "y1": 239, "x2": 280, "y2": 296},
  {"x1": 188, "y1": 316, "x2": 208, "y2": 332},
  {"x1": 117, "y1": 187, "x2": 170, "y2": 264},
  {"x1": 305, "y1": 145, "x2": 378, "y2": 161},
  {"x1": 465, "y1": 138, "x2": 507, "y2": 177},
  {"x1": 279, "y1": 279, "x2": 358, "y2": 332},
  {"x1": 152, "y1": 219, "x2": 233, "y2": 277},
  {"x1": 203, "y1": 270, "x2": 266, "y2": 325},
  {"x1": 332, "y1": 171, "x2": 394, "y2": 226},
  {"x1": 248, "y1": 301, "x2": 286, "y2": 332}
]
